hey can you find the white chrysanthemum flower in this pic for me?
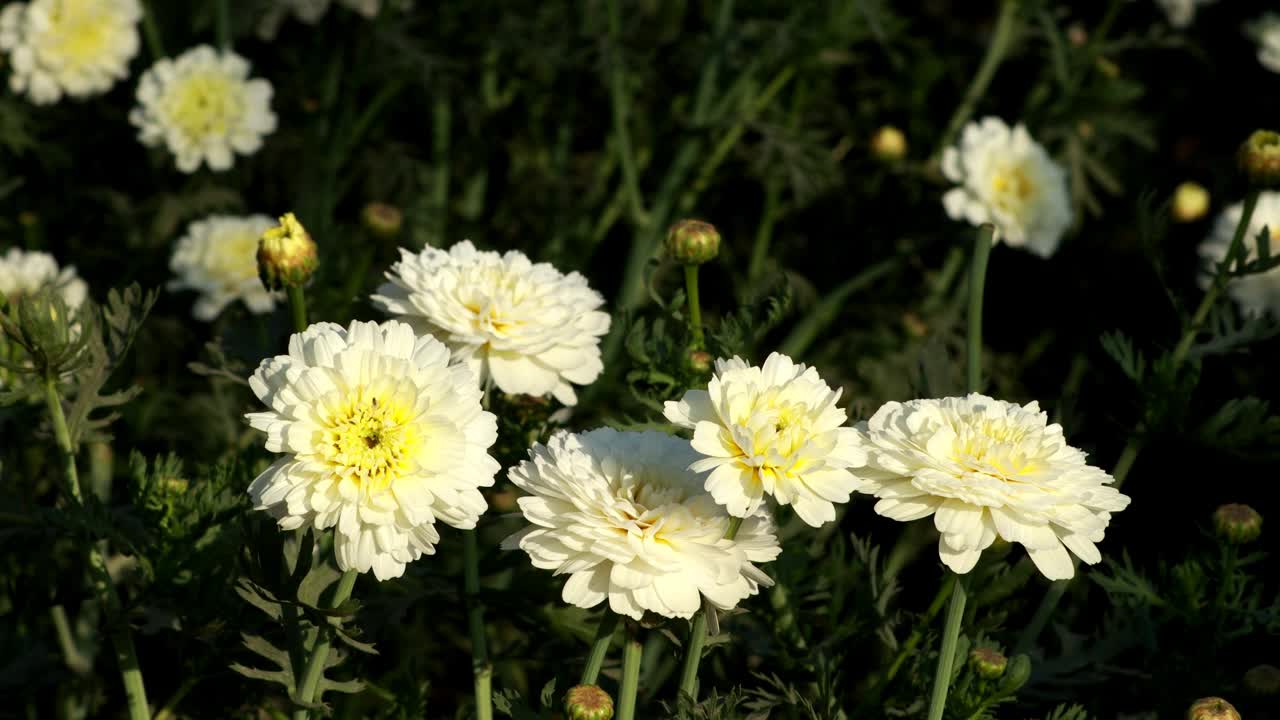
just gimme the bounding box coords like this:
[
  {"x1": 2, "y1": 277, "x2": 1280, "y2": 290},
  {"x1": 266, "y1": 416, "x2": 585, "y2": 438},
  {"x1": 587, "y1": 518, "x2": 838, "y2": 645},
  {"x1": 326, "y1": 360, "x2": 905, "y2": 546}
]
[
  {"x1": 502, "y1": 428, "x2": 781, "y2": 620},
  {"x1": 942, "y1": 117, "x2": 1072, "y2": 258},
  {"x1": 245, "y1": 320, "x2": 500, "y2": 581},
  {"x1": 130, "y1": 45, "x2": 277, "y2": 173},
  {"x1": 0, "y1": 247, "x2": 88, "y2": 308},
  {"x1": 1198, "y1": 191, "x2": 1280, "y2": 316},
  {"x1": 1156, "y1": 0, "x2": 1215, "y2": 28},
  {"x1": 1248, "y1": 13, "x2": 1280, "y2": 73},
  {"x1": 257, "y1": 0, "x2": 412, "y2": 39},
  {"x1": 371, "y1": 241, "x2": 610, "y2": 406},
  {"x1": 664, "y1": 352, "x2": 867, "y2": 528},
  {"x1": 0, "y1": 0, "x2": 141, "y2": 105},
  {"x1": 168, "y1": 214, "x2": 278, "y2": 321},
  {"x1": 852, "y1": 393, "x2": 1130, "y2": 580}
]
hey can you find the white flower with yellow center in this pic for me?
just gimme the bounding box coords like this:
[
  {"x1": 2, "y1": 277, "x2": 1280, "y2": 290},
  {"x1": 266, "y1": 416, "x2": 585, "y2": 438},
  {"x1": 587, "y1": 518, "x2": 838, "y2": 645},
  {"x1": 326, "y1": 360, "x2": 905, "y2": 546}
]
[
  {"x1": 371, "y1": 241, "x2": 610, "y2": 406},
  {"x1": 130, "y1": 45, "x2": 277, "y2": 173},
  {"x1": 502, "y1": 428, "x2": 780, "y2": 620},
  {"x1": 942, "y1": 117, "x2": 1072, "y2": 258},
  {"x1": 168, "y1": 214, "x2": 278, "y2": 321},
  {"x1": 663, "y1": 352, "x2": 868, "y2": 528},
  {"x1": 0, "y1": 0, "x2": 141, "y2": 105},
  {"x1": 852, "y1": 393, "x2": 1130, "y2": 580},
  {"x1": 0, "y1": 247, "x2": 88, "y2": 308},
  {"x1": 246, "y1": 320, "x2": 500, "y2": 581},
  {"x1": 1198, "y1": 191, "x2": 1280, "y2": 316}
]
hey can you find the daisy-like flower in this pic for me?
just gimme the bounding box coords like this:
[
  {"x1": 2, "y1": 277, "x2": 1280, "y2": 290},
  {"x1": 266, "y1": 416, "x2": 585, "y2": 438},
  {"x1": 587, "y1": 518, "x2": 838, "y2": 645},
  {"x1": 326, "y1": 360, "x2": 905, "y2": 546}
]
[
  {"x1": 0, "y1": 247, "x2": 88, "y2": 308},
  {"x1": 168, "y1": 214, "x2": 278, "y2": 321},
  {"x1": 502, "y1": 428, "x2": 780, "y2": 620},
  {"x1": 663, "y1": 352, "x2": 867, "y2": 528},
  {"x1": 130, "y1": 45, "x2": 277, "y2": 173},
  {"x1": 1198, "y1": 191, "x2": 1280, "y2": 316},
  {"x1": 371, "y1": 241, "x2": 610, "y2": 406},
  {"x1": 1248, "y1": 13, "x2": 1280, "y2": 74},
  {"x1": 0, "y1": 0, "x2": 141, "y2": 105},
  {"x1": 245, "y1": 320, "x2": 500, "y2": 581},
  {"x1": 942, "y1": 117, "x2": 1072, "y2": 258},
  {"x1": 852, "y1": 393, "x2": 1130, "y2": 580}
]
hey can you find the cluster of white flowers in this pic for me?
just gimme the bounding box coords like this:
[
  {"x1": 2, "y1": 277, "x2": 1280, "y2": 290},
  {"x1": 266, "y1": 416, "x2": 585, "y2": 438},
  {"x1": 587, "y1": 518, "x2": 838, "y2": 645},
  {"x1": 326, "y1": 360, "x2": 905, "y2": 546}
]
[
  {"x1": 1199, "y1": 191, "x2": 1280, "y2": 317},
  {"x1": 0, "y1": 0, "x2": 141, "y2": 105},
  {"x1": 942, "y1": 117, "x2": 1072, "y2": 258},
  {"x1": 130, "y1": 45, "x2": 277, "y2": 173},
  {"x1": 168, "y1": 214, "x2": 278, "y2": 321},
  {"x1": 1248, "y1": 13, "x2": 1280, "y2": 74},
  {"x1": 372, "y1": 241, "x2": 610, "y2": 406},
  {"x1": 0, "y1": 247, "x2": 89, "y2": 308}
]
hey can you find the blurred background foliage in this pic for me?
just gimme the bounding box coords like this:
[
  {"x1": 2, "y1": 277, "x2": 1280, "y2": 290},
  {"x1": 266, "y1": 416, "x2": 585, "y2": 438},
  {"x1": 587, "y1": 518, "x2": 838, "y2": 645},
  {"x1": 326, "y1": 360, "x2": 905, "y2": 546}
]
[{"x1": 1, "y1": 0, "x2": 1277, "y2": 718}]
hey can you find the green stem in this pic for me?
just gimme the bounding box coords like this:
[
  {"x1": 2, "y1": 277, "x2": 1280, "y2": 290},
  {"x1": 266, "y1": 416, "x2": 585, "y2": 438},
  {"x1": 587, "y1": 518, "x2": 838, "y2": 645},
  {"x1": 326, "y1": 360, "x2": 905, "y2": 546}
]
[
  {"x1": 580, "y1": 612, "x2": 619, "y2": 685},
  {"x1": 676, "y1": 613, "x2": 707, "y2": 702},
  {"x1": 779, "y1": 257, "x2": 899, "y2": 358},
  {"x1": 1012, "y1": 580, "x2": 1066, "y2": 655},
  {"x1": 463, "y1": 529, "x2": 493, "y2": 720},
  {"x1": 925, "y1": 574, "x2": 969, "y2": 720},
  {"x1": 287, "y1": 286, "x2": 308, "y2": 333},
  {"x1": 922, "y1": 245, "x2": 966, "y2": 314},
  {"x1": 50, "y1": 604, "x2": 92, "y2": 675},
  {"x1": 935, "y1": 0, "x2": 1020, "y2": 157},
  {"x1": 967, "y1": 226, "x2": 994, "y2": 393},
  {"x1": 617, "y1": 630, "x2": 644, "y2": 720},
  {"x1": 141, "y1": 1, "x2": 165, "y2": 59},
  {"x1": 748, "y1": 180, "x2": 782, "y2": 282},
  {"x1": 292, "y1": 569, "x2": 358, "y2": 720},
  {"x1": 684, "y1": 265, "x2": 705, "y2": 349},
  {"x1": 724, "y1": 516, "x2": 743, "y2": 540},
  {"x1": 883, "y1": 575, "x2": 955, "y2": 686},
  {"x1": 606, "y1": 0, "x2": 646, "y2": 225},
  {"x1": 215, "y1": 0, "x2": 231, "y2": 50},
  {"x1": 44, "y1": 378, "x2": 150, "y2": 720}
]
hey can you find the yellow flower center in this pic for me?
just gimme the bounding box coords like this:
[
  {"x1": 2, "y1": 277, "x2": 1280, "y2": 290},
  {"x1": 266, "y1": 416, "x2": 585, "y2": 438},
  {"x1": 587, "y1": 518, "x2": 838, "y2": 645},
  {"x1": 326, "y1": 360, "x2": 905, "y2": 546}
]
[
  {"x1": 163, "y1": 71, "x2": 244, "y2": 141},
  {"x1": 206, "y1": 228, "x2": 260, "y2": 289},
  {"x1": 45, "y1": 1, "x2": 114, "y2": 71},
  {"x1": 951, "y1": 418, "x2": 1041, "y2": 481},
  {"x1": 321, "y1": 391, "x2": 421, "y2": 492},
  {"x1": 989, "y1": 163, "x2": 1039, "y2": 217}
]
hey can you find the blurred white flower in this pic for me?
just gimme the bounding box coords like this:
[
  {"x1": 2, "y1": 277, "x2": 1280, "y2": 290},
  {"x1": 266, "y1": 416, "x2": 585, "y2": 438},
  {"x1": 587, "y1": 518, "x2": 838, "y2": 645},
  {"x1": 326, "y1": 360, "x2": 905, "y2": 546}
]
[
  {"x1": 130, "y1": 45, "x2": 277, "y2": 173},
  {"x1": 0, "y1": 0, "x2": 141, "y2": 105},
  {"x1": 257, "y1": 0, "x2": 412, "y2": 40},
  {"x1": 0, "y1": 247, "x2": 88, "y2": 308},
  {"x1": 1248, "y1": 13, "x2": 1280, "y2": 73},
  {"x1": 1156, "y1": 0, "x2": 1215, "y2": 28},
  {"x1": 168, "y1": 214, "x2": 277, "y2": 321},
  {"x1": 371, "y1": 241, "x2": 610, "y2": 406},
  {"x1": 942, "y1": 117, "x2": 1072, "y2": 258},
  {"x1": 664, "y1": 352, "x2": 867, "y2": 527},
  {"x1": 1199, "y1": 191, "x2": 1280, "y2": 316},
  {"x1": 852, "y1": 393, "x2": 1130, "y2": 580},
  {"x1": 502, "y1": 428, "x2": 780, "y2": 620},
  {"x1": 245, "y1": 320, "x2": 500, "y2": 581}
]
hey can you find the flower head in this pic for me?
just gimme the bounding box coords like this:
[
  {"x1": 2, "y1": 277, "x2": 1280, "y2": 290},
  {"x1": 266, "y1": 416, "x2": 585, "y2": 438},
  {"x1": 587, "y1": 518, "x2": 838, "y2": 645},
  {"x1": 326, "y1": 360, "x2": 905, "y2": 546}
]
[
  {"x1": 0, "y1": 0, "x2": 141, "y2": 105},
  {"x1": 258, "y1": 212, "x2": 318, "y2": 290},
  {"x1": 169, "y1": 214, "x2": 277, "y2": 321},
  {"x1": 664, "y1": 352, "x2": 867, "y2": 527},
  {"x1": 130, "y1": 44, "x2": 277, "y2": 173},
  {"x1": 1239, "y1": 129, "x2": 1280, "y2": 189},
  {"x1": 852, "y1": 394, "x2": 1130, "y2": 580},
  {"x1": 502, "y1": 428, "x2": 780, "y2": 620},
  {"x1": 665, "y1": 219, "x2": 721, "y2": 266},
  {"x1": 371, "y1": 241, "x2": 610, "y2": 406},
  {"x1": 969, "y1": 647, "x2": 1008, "y2": 679},
  {"x1": 362, "y1": 201, "x2": 403, "y2": 239},
  {"x1": 564, "y1": 685, "x2": 614, "y2": 720},
  {"x1": 1198, "y1": 191, "x2": 1280, "y2": 316},
  {"x1": 942, "y1": 117, "x2": 1072, "y2": 258},
  {"x1": 0, "y1": 248, "x2": 88, "y2": 309},
  {"x1": 1187, "y1": 697, "x2": 1241, "y2": 720},
  {"x1": 245, "y1": 319, "x2": 500, "y2": 580},
  {"x1": 1212, "y1": 503, "x2": 1262, "y2": 545}
]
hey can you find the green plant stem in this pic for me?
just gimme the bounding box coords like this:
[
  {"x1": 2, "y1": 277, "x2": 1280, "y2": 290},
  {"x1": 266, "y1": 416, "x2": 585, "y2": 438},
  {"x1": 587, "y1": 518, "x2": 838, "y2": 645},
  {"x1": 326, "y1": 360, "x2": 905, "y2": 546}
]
[
  {"x1": 463, "y1": 528, "x2": 493, "y2": 720},
  {"x1": 748, "y1": 181, "x2": 782, "y2": 282},
  {"x1": 1012, "y1": 580, "x2": 1066, "y2": 655},
  {"x1": 935, "y1": 0, "x2": 1020, "y2": 157},
  {"x1": 141, "y1": 1, "x2": 165, "y2": 59},
  {"x1": 677, "y1": 613, "x2": 708, "y2": 702},
  {"x1": 724, "y1": 516, "x2": 743, "y2": 540},
  {"x1": 780, "y1": 257, "x2": 899, "y2": 358},
  {"x1": 49, "y1": 604, "x2": 92, "y2": 675},
  {"x1": 882, "y1": 574, "x2": 955, "y2": 686},
  {"x1": 215, "y1": 0, "x2": 231, "y2": 50},
  {"x1": 617, "y1": 630, "x2": 644, "y2": 720},
  {"x1": 292, "y1": 569, "x2": 358, "y2": 720},
  {"x1": 580, "y1": 612, "x2": 619, "y2": 685},
  {"x1": 967, "y1": 226, "x2": 994, "y2": 392},
  {"x1": 287, "y1": 286, "x2": 308, "y2": 333},
  {"x1": 153, "y1": 675, "x2": 200, "y2": 720},
  {"x1": 44, "y1": 378, "x2": 150, "y2": 720},
  {"x1": 606, "y1": 0, "x2": 646, "y2": 225},
  {"x1": 925, "y1": 574, "x2": 969, "y2": 720},
  {"x1": 684, "y1": 265, "x2": 705, "y2": 349}
]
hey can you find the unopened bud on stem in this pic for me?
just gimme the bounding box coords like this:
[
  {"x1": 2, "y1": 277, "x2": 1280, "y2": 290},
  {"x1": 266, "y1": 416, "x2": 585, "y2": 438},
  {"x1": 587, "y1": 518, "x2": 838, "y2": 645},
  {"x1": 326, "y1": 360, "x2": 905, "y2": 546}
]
[
  {"x1": 1240, "y1": 129, "x2": 1280, "y2": 189},
  {"x1": 564, "y1": 684, "x2": 613, "y2": 720},
  {"x1": 1187, "y1": 697, "x2": 1241, "y2": 720},
  {"x1": 362, "y1": 202, "x2": 403, "y2": 238},
  {"x1": 665, "y1": 219, "x2": 720, "y2": 266},
  {"x1": 969, "y1": 647, "x2": 1008, "y2": 679},
  {"x1": 258, "y1": 212, "x2": 318, "y2": 291},
  {"x1": 1213, "y1": 503, "x2": 1262, "y2": 545},
  {"x1": 870, "y1": 125, "x2": 907, "y2": 162}
]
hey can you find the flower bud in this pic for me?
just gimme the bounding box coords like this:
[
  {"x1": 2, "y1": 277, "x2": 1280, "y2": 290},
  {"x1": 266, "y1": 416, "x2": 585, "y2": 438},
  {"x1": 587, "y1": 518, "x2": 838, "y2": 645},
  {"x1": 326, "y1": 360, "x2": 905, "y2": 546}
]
[
  {"x1": 3, "y1": 287, "x2": 90, "y2": 377},
  {"x1": 1213, "y1": 503, "x2": 1262, "y2": 545},
  {"x1": 969, "y1": 647, "x2": 1008, "y2": 679},
  {"x1": 258, "y1": 212, "x2": 318, "y2": 291},
  {"x1": 564, "y1": 684, "x2": 613, "y2": 720},
  {"x1": 1240, "y1": 130, "x2": 1280, "y2": 189},
  {"x1": 665, "y1": 219, "x2": 720, "y2": 266},
  {"x1": 1244, "y1": 664, "x2": 1280, "y2": 697},
  {"x1": 1187, "y1": 697, "x2": 1241, "y2": 720},
  {"x1": 362, "y1": 202, "x2": 403, "y2": 239},
  {"x1": 686, "y1": 349, "x2": 713, "y2": 375},
  {"x1": 870, "y1": 125, "x2": 907, "y2": 162},
  {"x1": 1171, "y1": 182, "x2": 1210, "y2": 223}
]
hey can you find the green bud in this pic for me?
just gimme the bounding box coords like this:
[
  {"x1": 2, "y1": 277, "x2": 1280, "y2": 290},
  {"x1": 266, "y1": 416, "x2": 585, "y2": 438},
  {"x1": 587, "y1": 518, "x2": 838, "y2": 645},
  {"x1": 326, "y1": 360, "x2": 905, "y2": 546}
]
[
  {"x1": 1213, "y1": 503, "x2": 1262, "y2": 545},
  {"x1": 258, "y1": 212, "x2": 319, "y2": 291},
  {"x1": 686, "y1": 349, "x2": 713, "y2": 375},
  {"x1": 564, "y1": 684, "x2": 613, "y2": 720},
  {"x1": 2, "y1": 287, "x2": 91, "y2": 378},
  {"x1": 1187, "y1": 697, "x2": 1241, "y2": 720},
  {"x1": 362, "y1": 201, "x2": 404, "y2": 239},
  {"x1": 1244, "y1": 664, "x2": 1280, "y2": 697},
  {"x1": 665, "y1": 219, "x2": 720, "y2": 266},
  {"x1": 969, "y1": 647, "x2": 1008, "y2": 679},
  {"x1": 1000, "y1": 654, "x2": 1032, "y2": 691},
  {"x1": 1239, "y1": 130, "x2": 1280, "y2": 189}
]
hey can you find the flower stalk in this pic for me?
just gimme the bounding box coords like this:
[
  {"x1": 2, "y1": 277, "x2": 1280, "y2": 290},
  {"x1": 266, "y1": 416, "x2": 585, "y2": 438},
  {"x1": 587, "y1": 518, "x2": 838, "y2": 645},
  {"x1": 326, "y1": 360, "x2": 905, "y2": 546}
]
[
  {"x1": 292, "y1": 569, "x2": 358, "y2": 720},
  {"x1": 287, "y1": 286, "x2": 308, "y2": 334},
  {"x1": 580, "y1": 612, "x2": 619, "y2": 685},
  {"x1": 935, "y1": 0, "x2": 1020, "y2": 157},
  {"x1": 617, "y1": 629, "x2": 644, "y2": 720},
  {"x1": 684, "y1": 265, "x2": 705, "y2": 349},
  {"x1": 925, "y1": 573, "x2": 969, "y2": 720},
  {"x1": 464, "y1": 528, "x2": 493, "y2": 720},
  {"x1": 677, "y1": 612, "x2": 708, "y2": 702}
]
